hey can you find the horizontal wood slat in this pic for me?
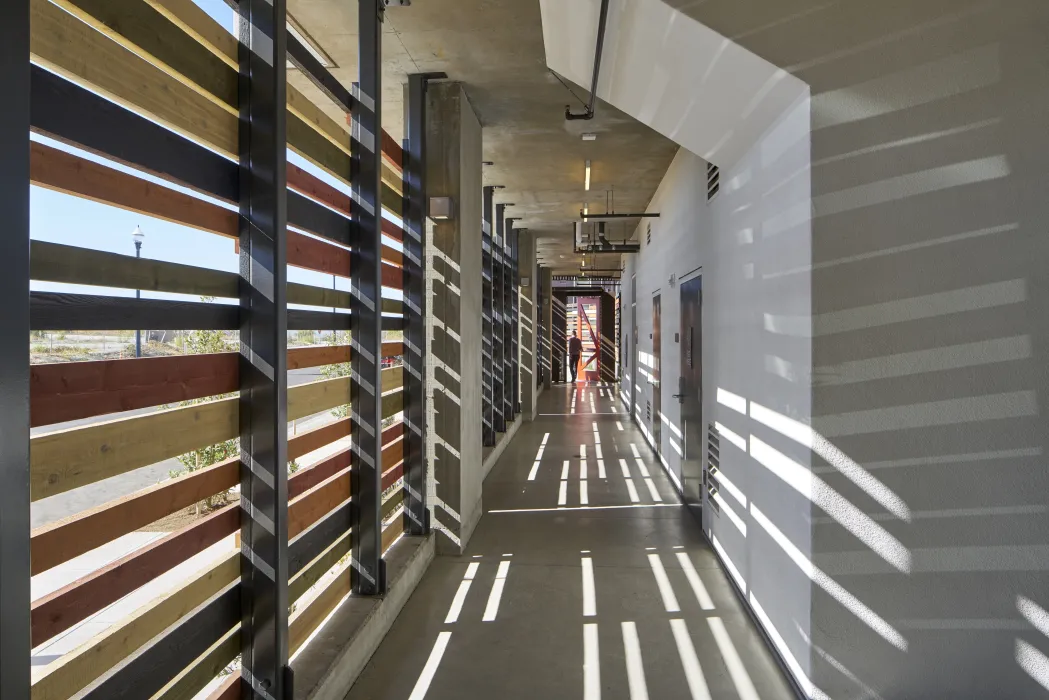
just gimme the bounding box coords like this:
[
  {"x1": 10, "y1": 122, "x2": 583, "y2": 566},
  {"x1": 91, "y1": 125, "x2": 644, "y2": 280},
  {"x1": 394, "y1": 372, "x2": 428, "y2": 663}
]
[
  {"x1": 31, "y1": 292, "x2": 239, "y2": 332},
  {"x1": 30, "y1": 141, "x2": 237, "y2": 235},
  {"x1": 383, "y1": 388, "x2": 405, "y2": 420},
  {"x1": 153, "y1": 625, "x2": 239, "y2": 700},
  {"x1": 30, "y1": 505, "x2": 238, "y2": 646},
  {"x1": 381, "y1": 130, "x2": 404, "y2": 171},
  {"x1": 287, "y1": 345, "x2": 350, "y2": 371},
  {"x1": 381, "y1": 460, "x2": 404, "y2": 493},
  {"x1": 288, "y1": 468, "x2": 350, "y2": 539},
  {"x1": 30, "y1": 415, "x2": 394, "y2": 576},
  {"x1": 30, "y1": 352, "x2": 236, "y2": 428},
  {"x1": 289, "y1": 449, "x2": 350, "y2": 502},
  {"x1": 289, "y1": 529, "x2": 350, "y2": 605},
  {"x1": 33, "y1": 0, "x2": 407, "y2": 221},
  {"x1": 31, "y1": 394, "x2": 238, "y2": 501},
  {"x1": 82, "y1": 584, "x2": 239, "y2": 700},
  {"x1": 381, "y1": 487, "x2": 404, "y2": 521},
  {"x1": 289, "y1": 559, "x2": 351, "y2": 655},
  {"x1": 382, "y1": 516, "x2": 404, "y2": 553},
  {"x1": 31, "y1": 370, "x2": 398, "y2": 499},
  {"x1": 31, "y1": 239, "x2": 236, "y2": 298},
  {"x1": 30, "y1": 552, "x2": 239, "y2": 700},
  {"x1": 30, "y1": 457, "x2": 237, "y2": 575},
  {"x1": 288, "y1": 416, "x2": 351, "y2": 460},
  {"x1": 205, "y1": 674, "x2": 239, "y2": 700}
]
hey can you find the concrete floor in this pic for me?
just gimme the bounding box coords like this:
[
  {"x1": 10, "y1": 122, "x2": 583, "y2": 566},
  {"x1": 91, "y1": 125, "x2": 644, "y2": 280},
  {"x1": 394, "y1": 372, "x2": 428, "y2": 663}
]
[{"x1": 346, "y1": 384, "x2": 795, "y2": 700}]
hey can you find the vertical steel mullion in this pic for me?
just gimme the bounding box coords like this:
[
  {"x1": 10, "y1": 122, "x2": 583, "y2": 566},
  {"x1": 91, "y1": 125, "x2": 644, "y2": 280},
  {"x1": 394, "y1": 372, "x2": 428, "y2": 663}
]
[
  {"x1": 351, "y1": 0, "x2": 385, "y2": 595},
  {"x1": 403, "y1": 74, "x2": 429, "y2": 535},
  {"x1": 510, "y1": 227, "x2": 520, "y2": 414},
  {"x1": 492, "y1": 203, "x2": 507, "y2": 433},
  {"x1": 502, "y1": 221, "x2": 514, "y2": 420},
  {"x1": 0, "y1": 0, "x2": 30, "y2": 695},
  {"x1": 481, "y1": 186, "x2": 495, "y2": 446},
  {"x1": 237, "y1": 0, "x2": 290, "y2": 696}
]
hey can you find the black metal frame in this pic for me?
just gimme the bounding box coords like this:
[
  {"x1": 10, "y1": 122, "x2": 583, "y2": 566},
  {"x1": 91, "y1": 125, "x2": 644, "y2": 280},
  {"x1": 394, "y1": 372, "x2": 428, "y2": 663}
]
[
  {"x1": 501, "y1": 218, "x2": 516, "y2": 422},
  {"x1": 0, "y1": 0, "x2": 30, "y2": 694},
  {"x1": 481, "y1": 186, "x2": 496, "y2": 446},
  {"x1": 350, "y1": 0, "x2": 386, "y2": 597},
  {"x1": 238, "y1": 0, "x2": 292, "y2": 696},
  {"x1": 492, "y1": 203, "x2": 507, "y2": 433},
  {"x1": 508, "y1": 222, "x2": 521, "y2": 416},
  {"x1": 403, "y1": 73, "x2": 433, "y2": 535}
]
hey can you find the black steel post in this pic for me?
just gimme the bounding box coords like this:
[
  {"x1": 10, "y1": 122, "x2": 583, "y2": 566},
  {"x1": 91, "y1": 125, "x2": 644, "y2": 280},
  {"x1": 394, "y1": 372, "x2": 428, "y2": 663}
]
[
  {"x1": 510, "y1": 226, "x2": 521, "y2": 414},
  {"x1": 403, "y1": 73, "x2": 431, "y2": 535},
  {"x1": 481, "y1": 186, "x2": 495, "y2": 446},
  {"x1": 0, "y1": 0, "x2": 30, "y2": 695},
  {"x1": 351, "y1": 0, "x2": 385, "y2": 595},
  {"x1": 492, "y1": 203, "x2": 507, "y2": 433},
  {"x1": 134, "y1": 238, "x2": 142, "y2": 357},
  {"x1": 502, "y1": 218, "x2": 515, "y2": 421},
  {"x1": 237, "y1": 0, "x2": 291, "y2": 696}
]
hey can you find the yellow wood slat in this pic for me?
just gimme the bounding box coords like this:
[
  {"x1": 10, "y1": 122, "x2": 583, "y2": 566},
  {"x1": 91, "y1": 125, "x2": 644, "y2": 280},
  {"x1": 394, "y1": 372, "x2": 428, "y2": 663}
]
[
  {"x1": 30, "y1": 396, "x2": 238, "y2": 502},
  {"x1": 151, "y1": 626, "x2": 239, "y2": 700},
  {"x1": 287, "y1": 367, "x2": 402, "y2": 421},
  {"x1": 289, "y1": 559, "x2": 351, "y2": 655},
  {"x1": 31, "y1": 553, "x2": 239, "y2": 700},
  {"x1": 31, "y1": 0, "x2": 238, "y2": 158},
  {"x1": 382, "y1": 389, "x2": 404, "y2": 420},
  {"x1": 141, "y1": 0, "x2": 404, "y2": 195},
  {"x1": 290, "y1": 530, "x2": 351, "y2": 605}
]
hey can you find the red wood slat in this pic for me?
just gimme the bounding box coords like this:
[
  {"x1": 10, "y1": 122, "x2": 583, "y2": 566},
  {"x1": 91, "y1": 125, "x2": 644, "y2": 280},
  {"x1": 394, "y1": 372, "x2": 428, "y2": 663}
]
[
  {"x1": 289, "y1": 231, "x2": 351, "y2": 278},
  {"x1": 381, "y1": 462, "x2": 404, "y2": 492},
  {"x1": 382, "y1": 262, "x2": 402, "y2": 290},
  {"x1": 31, "y1": 506, "x2": 239, "y2": 647},
  {"x1": 288, "y1": 417, "x2": 351, "y2": 461},
  {"x1": 287, "y1": 345, "x2": 351, "y2": 370},
  {"x1": 381, "y1": 130, "x2": 404, "y2": 171},
  {"x1": 288, "y1": 469, "x2": 351, "y2": 539},
  {"x1": 289, "y1": 449, "x2": 351, "y2": 501},
  {"x1": 30, "y1": 354, "x2": 238, "y2": 428},
  {"x1": 287, "y1": 162, "x2": 351, "y2": 215},
  {"x1": 208, "y1": 676, "x2": 240, "y2": 700},
  {"x1": 381, "y1": 341, "x2": 404, "y2": 357},
  {"x1": 382, "y1": 421, "x2": 404, "y2": 445},
  {"x1": 30, "y1": 457, "x2": 239, "y2": 576},
  {"x1": 381, "y1": 218, "x2": 404, "y2": 243}
]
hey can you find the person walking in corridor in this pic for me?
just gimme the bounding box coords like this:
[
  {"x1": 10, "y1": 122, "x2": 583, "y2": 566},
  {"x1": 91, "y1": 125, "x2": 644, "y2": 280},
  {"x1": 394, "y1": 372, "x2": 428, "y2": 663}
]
[{"x1": 568, "y1": 333, "x2": 583, "y2": 383}]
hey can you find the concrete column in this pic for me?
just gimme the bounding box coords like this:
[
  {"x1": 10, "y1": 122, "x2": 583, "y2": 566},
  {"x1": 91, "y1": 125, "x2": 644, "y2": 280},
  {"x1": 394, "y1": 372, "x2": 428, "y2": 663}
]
[
  {"x1": 517, "y1": 232, "x2": 539, "y2": 419},
  {"x1": 426, "y1": 82, "x2": 482, "y2": 555},
  {"x1": 540, "y1": 268, "x2": 553, "y2": 390}
]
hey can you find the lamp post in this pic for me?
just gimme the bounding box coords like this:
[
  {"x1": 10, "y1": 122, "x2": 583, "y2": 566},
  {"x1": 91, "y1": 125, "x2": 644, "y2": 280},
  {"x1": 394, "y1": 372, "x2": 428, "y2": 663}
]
[{"x1": 132, "y1": 225, "x2": 144, "y2": 357}]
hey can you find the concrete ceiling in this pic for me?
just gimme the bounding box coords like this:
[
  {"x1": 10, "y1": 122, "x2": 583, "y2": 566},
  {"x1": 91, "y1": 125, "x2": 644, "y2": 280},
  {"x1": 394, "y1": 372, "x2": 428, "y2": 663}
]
[{"x1": 285, "y1": 0, "x2": 679, "y2": 276}]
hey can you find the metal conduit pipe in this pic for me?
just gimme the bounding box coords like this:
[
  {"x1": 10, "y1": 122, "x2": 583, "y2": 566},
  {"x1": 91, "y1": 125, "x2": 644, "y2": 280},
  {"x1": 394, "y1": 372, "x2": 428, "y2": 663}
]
[{"x1": 565, "y1": 0, "x2": 611, "y2": 121}]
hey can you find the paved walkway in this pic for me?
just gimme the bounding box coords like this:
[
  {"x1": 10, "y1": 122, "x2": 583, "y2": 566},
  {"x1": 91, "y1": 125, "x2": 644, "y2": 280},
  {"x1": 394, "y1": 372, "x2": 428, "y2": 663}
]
[{"x1": 346, "y1": 384, "x2": 794, "y2": 700}]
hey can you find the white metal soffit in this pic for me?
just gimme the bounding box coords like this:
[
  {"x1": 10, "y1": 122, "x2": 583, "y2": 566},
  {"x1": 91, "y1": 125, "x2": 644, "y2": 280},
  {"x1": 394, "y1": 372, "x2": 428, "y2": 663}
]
[{"x1": 539, "y1": 0, "x2": 808, "y2": 170}]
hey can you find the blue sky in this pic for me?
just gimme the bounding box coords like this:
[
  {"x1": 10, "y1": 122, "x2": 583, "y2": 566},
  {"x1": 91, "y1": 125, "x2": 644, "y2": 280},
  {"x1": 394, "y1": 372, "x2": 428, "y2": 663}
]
[{"x1": 30, "y1": 0, "x2": 400, "y2": 308}]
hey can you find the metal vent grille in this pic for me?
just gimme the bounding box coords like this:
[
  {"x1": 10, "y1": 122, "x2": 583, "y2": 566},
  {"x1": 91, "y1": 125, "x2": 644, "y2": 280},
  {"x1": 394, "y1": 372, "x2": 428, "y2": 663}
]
[
  {"x1": 706, "y1": 423, "x2": 720, "y2": 515},
  {"x1": 707, "y1": 162, "x2": 720, "y2": 201}
]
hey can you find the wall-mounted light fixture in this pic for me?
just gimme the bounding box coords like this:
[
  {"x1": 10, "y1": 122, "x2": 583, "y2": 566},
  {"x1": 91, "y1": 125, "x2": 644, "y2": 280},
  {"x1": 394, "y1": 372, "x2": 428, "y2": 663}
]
[
  {"x1": 429, "y1": 196, "x2": 454, "y2": 220},
  {"x1": 584, "y1": 160, "x2": 591, "y2": 191}
]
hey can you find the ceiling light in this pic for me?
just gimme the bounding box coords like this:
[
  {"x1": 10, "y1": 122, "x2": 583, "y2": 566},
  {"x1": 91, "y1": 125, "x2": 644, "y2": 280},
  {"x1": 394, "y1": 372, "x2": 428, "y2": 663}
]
[
  {"x1": 582, "y1": 133, "x2": 597, "y2": 141},
  {"x1": 584, "y1": 160, "x2": 591, "y2": 191},
  {"x1": 583, "y1": 203, "x2": 588, "y2": 222}
]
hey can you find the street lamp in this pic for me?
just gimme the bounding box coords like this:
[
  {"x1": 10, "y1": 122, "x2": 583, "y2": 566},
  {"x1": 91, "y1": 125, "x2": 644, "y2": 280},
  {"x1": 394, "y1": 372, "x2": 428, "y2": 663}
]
[{"x1": 132, "y1": 226, "x2": 145, "y2": 357}]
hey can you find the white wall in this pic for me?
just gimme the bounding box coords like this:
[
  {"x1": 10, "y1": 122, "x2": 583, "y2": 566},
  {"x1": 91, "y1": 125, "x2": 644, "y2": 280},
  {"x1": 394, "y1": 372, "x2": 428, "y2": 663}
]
[{"x1": 623, "y1": 95, "x2": 814, "y2": 688}]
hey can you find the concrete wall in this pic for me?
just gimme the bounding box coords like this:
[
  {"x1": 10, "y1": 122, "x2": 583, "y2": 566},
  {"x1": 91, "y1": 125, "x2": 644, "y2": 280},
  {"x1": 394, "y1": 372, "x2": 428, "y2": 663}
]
[
  {"x1": 426, "y1": 82, "x2": 483, "y2": 554},
  {"x1": 621, "y1": 1, "x2": 1049, "y2": 697},
  {"x1": 622, "y1": 96, "x2": 814, "y2": 687}
]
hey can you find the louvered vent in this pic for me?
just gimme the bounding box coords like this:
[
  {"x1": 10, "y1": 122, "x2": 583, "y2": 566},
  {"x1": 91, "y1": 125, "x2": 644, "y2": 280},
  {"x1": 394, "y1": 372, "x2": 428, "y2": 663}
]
[{"x1": 707, "y1": 162, "x2": 720, "y2": 201}]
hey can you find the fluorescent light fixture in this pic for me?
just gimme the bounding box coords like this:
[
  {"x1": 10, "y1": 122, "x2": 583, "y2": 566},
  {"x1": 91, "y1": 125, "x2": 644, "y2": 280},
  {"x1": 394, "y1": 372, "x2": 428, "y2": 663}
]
[
  {"x1": 584, "y1": 159, "x2": 591, "y2": 191},
  {"x1": 583, "y1": 203, "x2": 589, "y2": 222}
]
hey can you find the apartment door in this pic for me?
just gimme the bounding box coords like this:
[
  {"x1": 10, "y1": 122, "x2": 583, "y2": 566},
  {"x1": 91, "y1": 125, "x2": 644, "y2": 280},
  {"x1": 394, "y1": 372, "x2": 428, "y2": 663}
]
[
  {"x1": 679, "y1": 276, "x2": 703, "y2": 518},
  {"x1": 651, "y1": 293, "x2": 661, "y2": 456}
]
